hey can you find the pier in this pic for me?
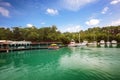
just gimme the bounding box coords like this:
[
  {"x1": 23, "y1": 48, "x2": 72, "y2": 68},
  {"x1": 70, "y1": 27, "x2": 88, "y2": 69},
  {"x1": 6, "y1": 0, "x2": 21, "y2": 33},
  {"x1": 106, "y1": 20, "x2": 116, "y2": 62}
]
[{"x1": 0, "y1": 40, "x2": 62, "y2": 52}]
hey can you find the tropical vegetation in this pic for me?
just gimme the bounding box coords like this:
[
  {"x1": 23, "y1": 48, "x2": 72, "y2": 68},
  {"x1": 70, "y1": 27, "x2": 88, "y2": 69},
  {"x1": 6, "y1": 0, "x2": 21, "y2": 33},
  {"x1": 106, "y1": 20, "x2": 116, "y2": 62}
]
[{"x1": 0, "y1": 25, "x2": 120, "y2": 44}]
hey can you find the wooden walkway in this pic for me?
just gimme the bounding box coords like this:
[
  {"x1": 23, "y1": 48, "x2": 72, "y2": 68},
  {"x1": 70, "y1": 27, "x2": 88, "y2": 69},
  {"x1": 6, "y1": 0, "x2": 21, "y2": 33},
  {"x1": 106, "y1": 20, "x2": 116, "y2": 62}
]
[{"x1": 0, "y1": 42, "x2": 63, "y2": 52}]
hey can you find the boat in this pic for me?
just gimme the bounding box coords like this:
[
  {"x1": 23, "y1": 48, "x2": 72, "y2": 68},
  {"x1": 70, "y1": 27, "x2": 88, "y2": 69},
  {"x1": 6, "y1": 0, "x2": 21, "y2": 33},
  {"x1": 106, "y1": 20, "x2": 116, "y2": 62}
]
[
  {"x1": 111, "y1": 40, "x2": 117, "y2": 47},
  {"x1": 106, "y1": 31, "x2": 111, "y2": 47},
  {"x1": 100, "y1": 40, "x2": 105, "y2": 47},
  {"x1": 76, "y1": 31, "x2": 87, "y2": 48},
  {"x1": 88, "y1": 41, "x2": 97, "y2": 47},
  {"x1": 106, "y1": 41, "x2": 111, "y2": 47},
  {"x1": 88, "y1": 31, "x2": 97, "y2": 47},
  {"x1": 76, "y1": 40, "x2": 87, "y2": 49},
  {"x1": 111, "y1": 40, "x2": 117, "y2": 44},
  {"x1": 77, "y1": 40, "x2": 88, "y2": 47},
  {"x1": 48, "y1": 44, "x2": 59, "y2": 50},
  {"x1": 68, "y1": 39, "x2": 76, "y2": 47}
]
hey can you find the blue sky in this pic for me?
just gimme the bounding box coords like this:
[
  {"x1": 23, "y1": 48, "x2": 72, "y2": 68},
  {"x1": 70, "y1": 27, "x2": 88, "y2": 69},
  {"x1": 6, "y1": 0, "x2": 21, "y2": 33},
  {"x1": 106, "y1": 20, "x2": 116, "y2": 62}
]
[{"x1": 0, "y1": 0, "x2": 120, "y2": 32}]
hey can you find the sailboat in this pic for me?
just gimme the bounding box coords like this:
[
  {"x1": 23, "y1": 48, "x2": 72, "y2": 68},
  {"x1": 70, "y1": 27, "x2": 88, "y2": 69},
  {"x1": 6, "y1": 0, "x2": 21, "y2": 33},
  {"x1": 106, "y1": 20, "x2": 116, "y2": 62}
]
[
  {"x1": 88, "y1": 31, "x2": 97, "y2": 47},
  {"x1": 106, "y1": 30, "x2": 111, "y2": 47},
  {"x1": 106, "y1": 41, "x2": 111, "y2": 47},
  {"x1": 68, "y1": 39, "x2": 76, "y2": 47},
  {"x1": 76, "y1": 32, "x2": 87, "y2": 47},
  {"x1": 111, "y1": 40, "x2": 117, "y2": 47},
  {"x1": 100, "y1": 40, "x2": 105, "y2": 47},
  {"x1": 88, "y1": 41, "x2": 97, "y2": 47}
]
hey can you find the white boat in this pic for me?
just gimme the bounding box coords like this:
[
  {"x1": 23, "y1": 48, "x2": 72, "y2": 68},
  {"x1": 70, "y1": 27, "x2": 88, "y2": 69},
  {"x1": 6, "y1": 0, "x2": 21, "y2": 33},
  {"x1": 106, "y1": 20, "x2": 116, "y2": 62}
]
[
  {"x1": 76, "y1": 43, "x2": 86, "y2": 47},
  {"x1": 76, "y1": 41, "x2": 88, "y2": 48},
  {"x1": 106, "y1": 30, "x2": 111, "y2": 47},
  {"x1": 88, "y1": 41, "x2": 97, "y2": 47},
  {"x1": 100, "y1": 40, "x2": 105, "y2": 47},
  {"x1": 111, "y1": 40, "x2": 117, "y2": 47},
  {"x1": 111, "y1": 40, "x2": 117, "y2": 44},
  {"x1": 76, "y1": 31, "x2": 87, "y2": 48},
  {"x1": 68, "y1": 39, "x2": 76, "y2": 47},
  {"x1": 87, "y1": 31, "x2": 97, "y2": 47},
  {"x1": 106, "y1": 41, "x2": 111, "y2": 47},
  {"x1": 82, "y1": 41, "x2": 88, "y2": 46}
]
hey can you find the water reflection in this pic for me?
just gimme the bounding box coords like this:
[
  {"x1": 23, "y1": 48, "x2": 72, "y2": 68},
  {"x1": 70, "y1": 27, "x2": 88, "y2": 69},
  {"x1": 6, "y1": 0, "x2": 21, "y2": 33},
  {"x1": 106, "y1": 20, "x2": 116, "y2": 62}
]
[
  {"x1": 59, "y1": 48, "x2": 110, "y2": 70},
  {"x1": 0, "y1": 51, "x2": 32, "y2": 67},
  {"x1": 0, "y1": 47, "x2": 120, "y2": 80},
  {"x1": 59, "y1": 47, "x2": 120, "y2": 80}
]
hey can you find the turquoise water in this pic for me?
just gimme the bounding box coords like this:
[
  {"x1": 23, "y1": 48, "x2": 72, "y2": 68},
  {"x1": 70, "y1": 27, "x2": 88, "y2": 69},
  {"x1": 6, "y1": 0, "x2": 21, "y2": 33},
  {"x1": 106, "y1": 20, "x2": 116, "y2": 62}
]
[{"x1": 0, "y1": 47, "x2": 120, "y2": 80}]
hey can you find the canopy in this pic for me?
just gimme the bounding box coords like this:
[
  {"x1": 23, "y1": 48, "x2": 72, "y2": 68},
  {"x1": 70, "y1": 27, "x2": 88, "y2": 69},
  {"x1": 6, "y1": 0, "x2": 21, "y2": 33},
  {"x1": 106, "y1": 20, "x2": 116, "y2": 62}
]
[{"x1": 51, "y1": 44, "x2": 57, "y2": 46}]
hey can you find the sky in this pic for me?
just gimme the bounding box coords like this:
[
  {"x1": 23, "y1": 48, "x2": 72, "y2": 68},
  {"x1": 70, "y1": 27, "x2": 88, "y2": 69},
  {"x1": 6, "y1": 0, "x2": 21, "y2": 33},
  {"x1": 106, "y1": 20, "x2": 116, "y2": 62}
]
[{"x1": 0, "y1": 0, "x2": 120, "y2": 32}]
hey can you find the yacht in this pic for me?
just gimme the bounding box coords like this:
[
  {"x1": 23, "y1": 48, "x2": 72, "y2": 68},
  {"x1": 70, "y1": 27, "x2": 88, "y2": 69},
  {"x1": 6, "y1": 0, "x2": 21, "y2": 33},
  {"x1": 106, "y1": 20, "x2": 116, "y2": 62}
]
[
  {"x1": 68, "y1": 39, "x2": 76, "y2": 47},
  {"x1": 111, "y1": 40, "x2": 117, "y2": 47},
  {"x1": 88, "y1": 41, "x2": 97, "y2": 47},
  {"x1": 100, "y1": 40, "x2": 105, "y2": 47},
  {"x1": 76, "y1": 31, "x2": 87, "y2": 48},
  {"x1": 106, "y1": 30, "x2": 111, "y2": 47},
  {"x1": 106, "y1": 41, "x2": 111, "y2": 47},
  {"x1": 76, "y1": 40, "x2": 88, "y2": 48}
]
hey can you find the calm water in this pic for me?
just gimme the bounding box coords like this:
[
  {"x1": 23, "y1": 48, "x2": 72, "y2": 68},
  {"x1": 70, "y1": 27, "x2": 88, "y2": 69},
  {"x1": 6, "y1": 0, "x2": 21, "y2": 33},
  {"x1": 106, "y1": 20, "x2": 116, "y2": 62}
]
[{"x1": 0, "y1": 47, "x2": 120, "y2": 80}]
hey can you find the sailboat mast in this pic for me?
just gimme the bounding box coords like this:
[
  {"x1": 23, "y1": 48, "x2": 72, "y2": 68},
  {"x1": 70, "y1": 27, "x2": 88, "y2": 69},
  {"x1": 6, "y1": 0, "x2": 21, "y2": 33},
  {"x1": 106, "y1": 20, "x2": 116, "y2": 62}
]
[
  {"x1": 107, "y1": 30, "x2": 109, "y2": 41},
  {"x1": 79, "y1": 32, "x2": 80, "y2": 43},
  {"x1": 94, "y1": 31, "x2": 95, "y2": 41}
]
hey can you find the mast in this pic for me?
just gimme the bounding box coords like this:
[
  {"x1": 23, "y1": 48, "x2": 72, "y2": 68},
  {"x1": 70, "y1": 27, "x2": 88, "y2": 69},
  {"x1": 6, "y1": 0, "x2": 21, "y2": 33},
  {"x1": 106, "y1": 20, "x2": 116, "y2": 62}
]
[
  {"x1": 79, "y1": 32, "x2": 80, "y2": 43},
  {"x1": 94, "y1": 31, "x2": 95, "y2": 41},
  {"x1": 107, "y1": 30, "x2": 109, "y2": 41}
]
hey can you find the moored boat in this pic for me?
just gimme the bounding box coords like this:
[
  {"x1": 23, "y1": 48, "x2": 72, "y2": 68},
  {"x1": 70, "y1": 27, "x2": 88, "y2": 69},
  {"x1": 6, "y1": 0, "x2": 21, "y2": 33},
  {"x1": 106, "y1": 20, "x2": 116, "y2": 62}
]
[
  {"x1": 68, "y1": 39, "x2": 76, "y2": 47},
  {"x1": 76, "y1": 41, "x2": 88, "y2": 49},
  {"x1": 111, "y1": 40, "x2": 117, "y2": 47},
  {"x1": 48, "y1": 44, "x2": 59, "y2": 50},
  {"x1": 100, "y1": 40, "x2": 105, "y2": 47},
  {"x1": 88, "y1": 41, "x2": 97, "y2": 47},
  {"x1": 106, "y1": 41, "x2": 111, "y2": 47}
]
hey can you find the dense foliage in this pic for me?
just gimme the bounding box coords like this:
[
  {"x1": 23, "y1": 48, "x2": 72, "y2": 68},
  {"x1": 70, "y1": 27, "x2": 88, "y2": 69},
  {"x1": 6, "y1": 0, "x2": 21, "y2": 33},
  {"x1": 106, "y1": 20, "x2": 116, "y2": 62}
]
[{"x1": 0, "y1": 25, "x2": 120, "y2": 44}]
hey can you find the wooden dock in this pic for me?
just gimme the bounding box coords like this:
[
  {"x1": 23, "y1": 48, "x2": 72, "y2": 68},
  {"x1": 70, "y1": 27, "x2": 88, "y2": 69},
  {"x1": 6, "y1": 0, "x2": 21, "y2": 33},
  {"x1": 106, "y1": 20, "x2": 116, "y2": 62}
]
[{"x1": 0, "y1": 41, "x2": 62, "y2": 52}]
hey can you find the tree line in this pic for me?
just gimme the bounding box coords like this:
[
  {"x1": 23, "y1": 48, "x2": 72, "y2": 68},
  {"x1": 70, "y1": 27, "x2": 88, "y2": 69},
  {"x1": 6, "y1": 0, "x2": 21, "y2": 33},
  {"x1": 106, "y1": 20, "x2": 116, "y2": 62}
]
[{"x1": 0, "y1": 25, "x2": 120, "y2": 44}]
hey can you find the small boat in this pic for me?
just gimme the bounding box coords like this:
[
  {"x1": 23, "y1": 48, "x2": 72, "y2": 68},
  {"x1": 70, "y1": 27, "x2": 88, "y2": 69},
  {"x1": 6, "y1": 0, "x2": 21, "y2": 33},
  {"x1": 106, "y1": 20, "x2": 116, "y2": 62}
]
[
  {"x1": 68, "y1": 39, "x2": 76, "y2": 47},
  {"x1": 88, "y1": 41, "x2": 97, "y2": 47},
  {"x1": 106, "y1": 41, "x2": 111, "y2": 47},
  {"x1": 48, "y1": 44, "x2": 59, "y2": 50},
  {"x1": 100, "y1": 40, "x2": 105, "y2": 47},
  {"x1": 82, "y1": 40, "x2": 88, "y2": 46},
  {"x1": 77, "y1": 40, "x2": 88, "y2": 47},
  {"x1": 111, "y1": 40, "x2": 117, "y2": 44},
  {"x1": 111, "y1": 40, "x2": 117, "y2": 47}
]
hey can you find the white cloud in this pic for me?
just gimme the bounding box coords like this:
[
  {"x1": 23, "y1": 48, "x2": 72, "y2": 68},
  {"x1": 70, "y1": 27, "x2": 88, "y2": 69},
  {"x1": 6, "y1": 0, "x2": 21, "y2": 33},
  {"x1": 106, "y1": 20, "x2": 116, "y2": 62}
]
[
  {"x1": 86, "y1": 19, "x2": 100, "y2": 26},
  {"x1": 110, "y1": 0, "x2": 120, "y2": 5},
  {"x1": 60, "y1": 0, "x2": 96, "y2": 11},
  {"x1": 101, "y1": 7, "x2": 109, "y2": 14},
  {"x1": 111, "y1": 19, "x2": 120, "y2": 26},
  {"x1": 46, "y1": 8, "x2": 58, "y2": 15},
  {"x1": 0, "y1": 2, "x2": 11, "y2": 7},
  {"x1": 0, "y1": 7, "x2": 10, "y2": 17},
  {"x1": 26, "y1": 24, "x2": 34, "y2": 28}
]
